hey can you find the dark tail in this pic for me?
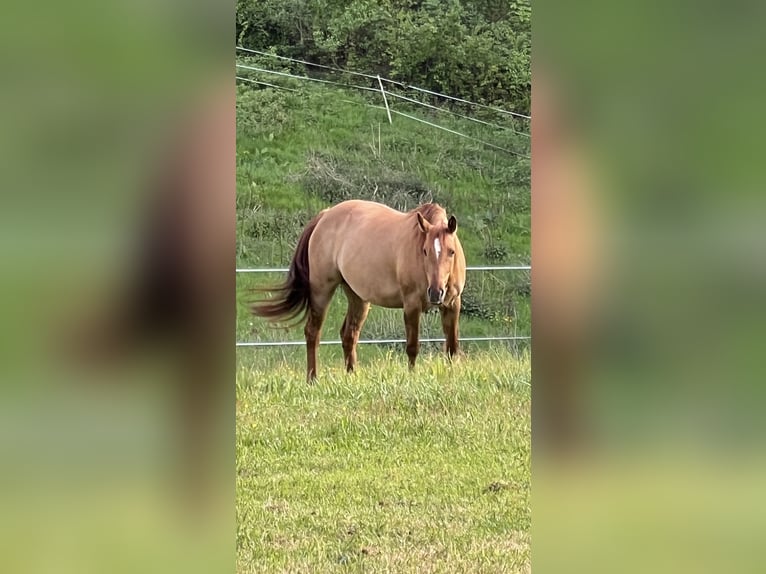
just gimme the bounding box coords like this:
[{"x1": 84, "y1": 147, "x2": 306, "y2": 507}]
[{"x1": 249, "y1": 211, "x2": 324, "y2": 324}]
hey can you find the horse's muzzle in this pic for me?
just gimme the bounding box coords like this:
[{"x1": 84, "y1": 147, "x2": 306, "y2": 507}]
[{"x1": 427, "y1": 287, "x2": 445, "y2": 305}]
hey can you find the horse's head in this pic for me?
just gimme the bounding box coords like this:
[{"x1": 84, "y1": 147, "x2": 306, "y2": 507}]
[{"x1": 417, "y1": 212, "x2": 458, "y2": 305}]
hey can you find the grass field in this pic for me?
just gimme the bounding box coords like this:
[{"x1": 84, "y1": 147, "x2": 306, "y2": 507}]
[
  {"x1": 235, "y1": 75, "x2": 531, "y2": 572},
  {"x1": 236, "y1": 345, "x2": 530, "y2": 573}
]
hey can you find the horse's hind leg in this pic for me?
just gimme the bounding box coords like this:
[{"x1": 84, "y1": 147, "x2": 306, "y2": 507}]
[
  {"x1": 339, "y1": 284, "x2": 370, "y2": 372},
  {"x1": 305, "y1": 284, "x2": 337, "y2": 382}
]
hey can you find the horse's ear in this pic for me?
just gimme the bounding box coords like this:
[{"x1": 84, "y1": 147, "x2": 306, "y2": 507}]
[
  {"x1": 447, "y1": 215, "x2": 457, "y2": 233},
  {"x1": 417, "y1": 212, "x2": 431, "y2": 233}
]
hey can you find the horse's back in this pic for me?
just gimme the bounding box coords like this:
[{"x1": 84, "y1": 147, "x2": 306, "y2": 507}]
[
  {"x1": 326, "y1": 199, "x2": 403, "y2": 221},
  {"x1": 313, "y1": 200, "x2": 405, "y2": 241}
]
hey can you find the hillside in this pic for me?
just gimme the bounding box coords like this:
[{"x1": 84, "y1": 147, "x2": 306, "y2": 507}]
[{"x1": 235, "y1": 79, "x2": 530, "y2": 347}]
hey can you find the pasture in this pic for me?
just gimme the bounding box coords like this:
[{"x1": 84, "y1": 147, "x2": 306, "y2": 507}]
[
  {"x1": 236, "y1": 345, "x2": 530, "y2": 573},
  {"x1": 236, "y1": 68, "x2": 531, "y2": 572}
]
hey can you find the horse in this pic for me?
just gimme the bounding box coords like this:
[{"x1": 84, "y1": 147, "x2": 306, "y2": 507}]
[{"x1": 250, "y1": 200, "x2": 466, "y2": 382}]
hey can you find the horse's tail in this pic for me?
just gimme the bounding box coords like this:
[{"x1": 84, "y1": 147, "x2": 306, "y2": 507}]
[{"x1": 250, "y1": 211, "x2": 324, "y2": 324}]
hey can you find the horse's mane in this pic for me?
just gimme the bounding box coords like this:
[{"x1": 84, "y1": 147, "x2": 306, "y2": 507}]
[{"x1": 410, "y1": 203, "x2": 447, "y2": 225}]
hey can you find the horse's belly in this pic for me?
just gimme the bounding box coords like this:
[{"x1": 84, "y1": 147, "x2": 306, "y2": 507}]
[
  {"x1": 344, "y1": 276, "x2": 403, "y2": 308},
  {"x1": 369, "y1": 295, "x2": 405, "y2": 309}
]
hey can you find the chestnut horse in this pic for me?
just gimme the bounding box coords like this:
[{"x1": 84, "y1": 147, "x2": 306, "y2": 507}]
[{"x1": 250, "y1": 200, "x2": 466, "y2": 381}]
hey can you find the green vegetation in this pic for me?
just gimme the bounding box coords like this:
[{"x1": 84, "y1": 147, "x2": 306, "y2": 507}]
[
  {"x1": 237, "y1": 347, "x2": 530, "y2": 573},
  {"x1": 236, "y1": 0, "x2": 530, "y2": 111},
  {"x1": 236, "y1": 2, "x2": 530, "y2": 571}
]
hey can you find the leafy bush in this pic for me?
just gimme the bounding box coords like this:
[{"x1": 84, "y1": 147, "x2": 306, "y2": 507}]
[{"x1": 236, "y1": 0, "x2": 530, "y2": 113}]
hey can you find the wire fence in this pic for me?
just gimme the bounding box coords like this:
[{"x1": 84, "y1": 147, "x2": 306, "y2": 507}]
[
  {"x1": 235, "y1": 75, "x2": 298, "y2": 92},
  {"x1": 235, "y1": 47, "x2": 530, "y2": 157},
  {"x1": 382, "y1": 90, "x2": 530, "y2": 138},
  {"x1": 237, "y1": 336, "x2": 528, "y2": 348},
  {"x1": 237, "y1": 266, "x2": 530, "y2": 273},
  {"x1": 236, "y1": 46, "x2": 530, "y2": 120},
  {"x1": 237, "y1": 266, "x2": 530, "y2": 348},
  {"x1": 236, "y1": 63, "x2": 380, "y2": 93},
  {"x1": 235, "y1": 68, "x2": 527, "y2": 157}
]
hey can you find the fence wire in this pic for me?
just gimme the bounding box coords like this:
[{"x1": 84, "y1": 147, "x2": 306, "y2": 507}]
[
  {"x1": 236, "y1": 45, "x2": 530, "y2": 120},
  {"x1": 237, "y1": 266, "x2": 530, "y2": 273},
  {"x1": 237, "y1": 63, "x2": 527, "y2": 157},
  {"x1": 237, "y1": 266, "x2": 530, "y2": 347},
  {"x1": 237, "y1": 336, "x2": 528, "y2": 348}
]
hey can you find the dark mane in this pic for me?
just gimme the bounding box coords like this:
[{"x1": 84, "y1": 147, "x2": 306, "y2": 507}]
[{"x1": 410, "y1": 203, "x2": 447, "y2": 225}]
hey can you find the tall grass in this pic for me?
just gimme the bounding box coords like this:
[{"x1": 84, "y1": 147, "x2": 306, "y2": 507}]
[{"x1": 236, "y1": 348, "x2": 531, "y2": 573}]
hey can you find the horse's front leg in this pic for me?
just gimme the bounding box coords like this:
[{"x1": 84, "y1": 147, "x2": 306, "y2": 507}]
[
  {"x1": 440, "y1": 296, "x2": 461, "y2": 358},
  {"x1": 403, "y1": 304, "x2": 422, "y2": 369}
]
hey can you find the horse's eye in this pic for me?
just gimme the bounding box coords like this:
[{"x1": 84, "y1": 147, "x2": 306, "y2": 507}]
[
  {"x1": 448, "y1": 249, "x2": 455, "y2": 256},
  {"x1": 423, "y1": 248, "x2": 427, "y2": 256}
]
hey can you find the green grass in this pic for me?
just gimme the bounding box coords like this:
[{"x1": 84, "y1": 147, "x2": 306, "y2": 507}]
[
  {"x1": 236, "y1": 78, "x2": 531, "y2": 573},
  {"x1": 236, "y1": 346, "x2": 530, "y2": 573}
]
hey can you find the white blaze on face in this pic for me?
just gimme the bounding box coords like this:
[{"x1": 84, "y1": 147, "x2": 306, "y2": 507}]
[{"x1": 434, "y1": 237, "x2": 441, "y2": 259}]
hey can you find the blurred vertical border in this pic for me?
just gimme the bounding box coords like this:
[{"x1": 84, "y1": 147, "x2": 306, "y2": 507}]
[
  {"x1": 534, "y1": 1, "x2": 766, "y2": 572},
  {"x1": 0, "y1": 1, "x2": 234, "y2": 573}
]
